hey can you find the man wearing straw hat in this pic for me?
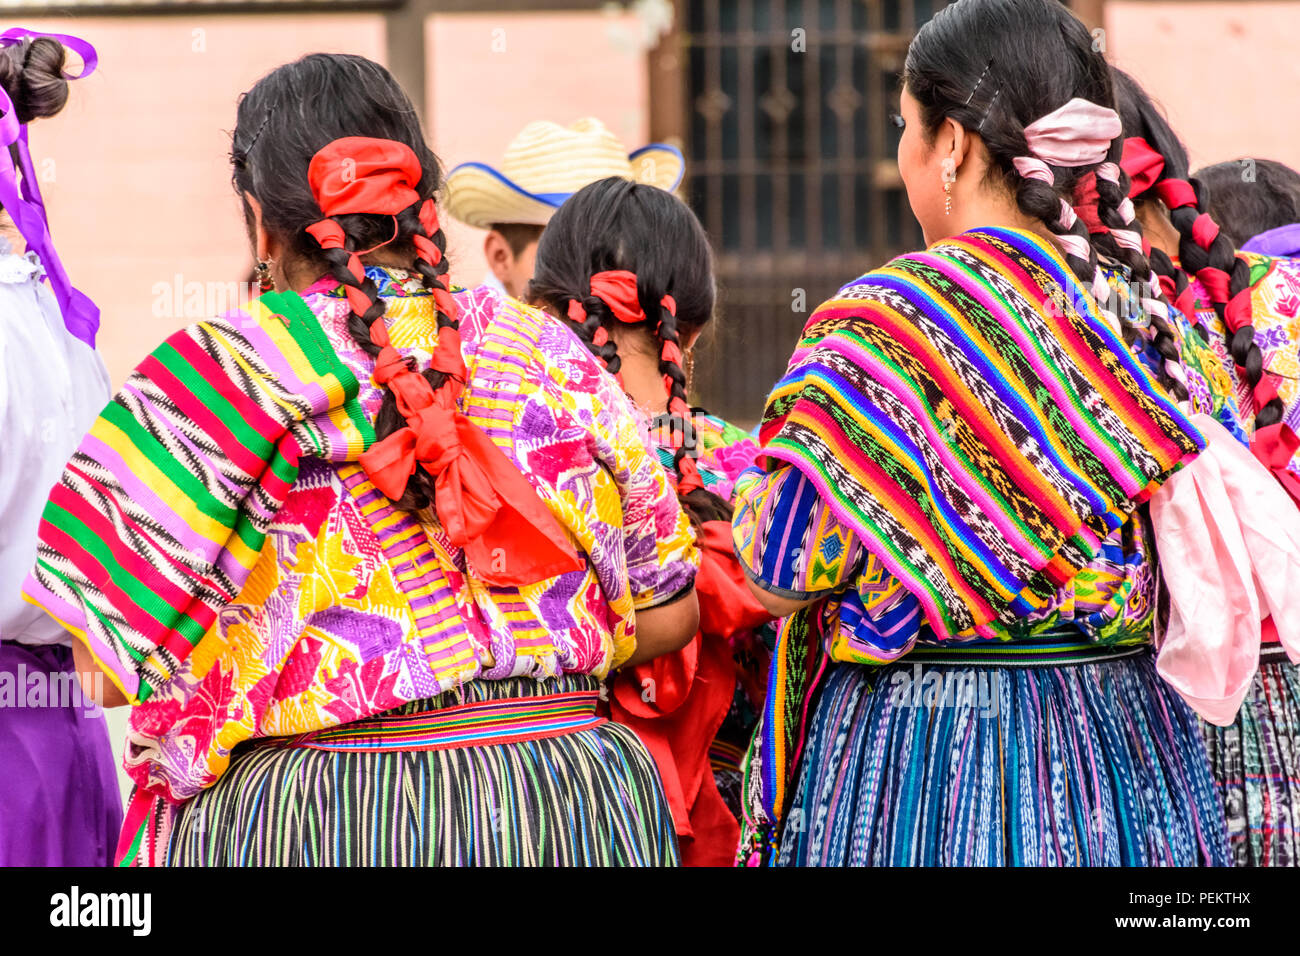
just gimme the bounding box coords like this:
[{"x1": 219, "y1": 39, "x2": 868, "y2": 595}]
[{"x1": 443, "y1": 117, "x2": 684, "y2": 299}]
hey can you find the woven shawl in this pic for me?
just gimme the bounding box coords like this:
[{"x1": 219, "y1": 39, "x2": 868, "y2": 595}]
[
  {"x1": 759, "y1": 227, "x2": 1204, "y2": 642},
  {"x1": 22, "y1": 290, "x2": 374, "y2": 703}
]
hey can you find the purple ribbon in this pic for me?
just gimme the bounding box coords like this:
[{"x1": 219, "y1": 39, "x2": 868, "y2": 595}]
[{"x1": 0, "y1": 28, "x2": 99, "y2": 347}]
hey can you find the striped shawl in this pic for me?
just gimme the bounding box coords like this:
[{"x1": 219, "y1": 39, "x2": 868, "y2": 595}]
[
  {"x1": 22, "y1": 290, "x2": 374, "y2": 703},
  {"x1": 758, "y1": 227, "x2": 1203, "y2": 641}
]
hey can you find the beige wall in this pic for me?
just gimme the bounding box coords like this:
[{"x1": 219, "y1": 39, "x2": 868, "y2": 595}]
[
  {"x1": 426, "y1": 10, "x2": 650, "y2": 290},
  {"x1": 23, "y1": 14, "x2": 387, "y2": 389},
  {"x1": 1106, "y1": 1, "x2": 1300, "y2": 171}
]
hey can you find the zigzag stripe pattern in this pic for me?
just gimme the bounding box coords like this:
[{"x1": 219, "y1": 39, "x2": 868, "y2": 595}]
[
  {"x1": 22, "y1": 290, "x2": 372, "y2": 702},
  {"x1": 758, "y1": 227, "x2": 1204, "y2": 641}
]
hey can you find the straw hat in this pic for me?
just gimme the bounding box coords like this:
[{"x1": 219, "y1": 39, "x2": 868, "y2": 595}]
[{"x1": 443, "y1": 117, "x2": 685, "y2": 229}]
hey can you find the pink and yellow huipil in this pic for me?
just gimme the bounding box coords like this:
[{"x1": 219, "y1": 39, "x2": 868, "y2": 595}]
[{"x1": 25, "y1": 269, "x2": 697, "y2": 803}]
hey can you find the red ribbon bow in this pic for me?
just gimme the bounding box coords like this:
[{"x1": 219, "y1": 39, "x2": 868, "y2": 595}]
[{"x1": 358, "y1": 319, "x2": 581, "y2": 586}]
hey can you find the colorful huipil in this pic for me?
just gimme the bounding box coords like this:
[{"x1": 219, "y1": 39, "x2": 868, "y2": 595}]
[
  {"x1": 610, "y1": 407, "x2": 771, "y2": 866},
  {"x1": 23, "y1": 271, "x2": 698, "y2": 815},
  {"x1": 1179, "y1": 255, "x2": 1300, "y2": 479},
  {"x1": 1100, "y1": 263, "x2": 1248, "y2": 447},
  {"x1": 732, "y1": 228, "x2": 1226, "y2": 866}
]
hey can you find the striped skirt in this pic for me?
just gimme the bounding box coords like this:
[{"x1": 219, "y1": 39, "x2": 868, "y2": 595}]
[
  {"x1": 1202, "y1": 646, "x2": 1300, "y2": 866},
  {"x1": 165, "y1": 675, "x2": 679, "y2": 866},
  {"x1": 776, "y1": 646, "x2": 1230, "y2": 866}
]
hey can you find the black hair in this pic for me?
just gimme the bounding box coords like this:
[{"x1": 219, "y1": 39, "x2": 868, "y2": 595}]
[
  {"x1": 0, "y1": 37, "x2": 70, "y2": 124},
  {"x1": 490, "y1": 222, "x2": 545, "y2": 257},
  {"x1": 1194, "y1": 158, "x2": 1300, "y2": 249},
  {"x1": 230, "y1": 53, "x2": 456, "y2": 513},
  {"x1": 904, "y1": 0, "x2": 1187, "y2": 400},
  {"x1": 527, "y1": 176, "x2": 729, "y2": 525},
  {"x1": 1110, "y1": 67, "x2": 1280, "y2": 429}
]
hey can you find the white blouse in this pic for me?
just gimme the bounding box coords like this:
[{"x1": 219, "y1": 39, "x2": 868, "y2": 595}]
[{"x1": 0, "y1": 237, "x2": 110, "y2": 646}]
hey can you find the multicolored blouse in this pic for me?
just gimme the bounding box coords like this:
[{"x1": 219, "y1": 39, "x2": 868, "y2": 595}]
[
  {"x1": 732, "y1": 227, "x2": 1202, "y2": 833},
  {"x1": 25, "y1": 268, "x2": 698, "y2": 803},
  {"x1": 1190, "y1": 253, "x2": 1300, "y2": 475},
  {"x1": 651, "y1": 408, "x2": 760, "y2": 500},
  {"x1": 1101, "y1": 264, "x2": 1249, "y2": 447}
]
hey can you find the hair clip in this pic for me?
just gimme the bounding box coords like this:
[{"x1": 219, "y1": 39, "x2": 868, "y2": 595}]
[
  {"x1": 236, "y1": 106, "x2": 275, "y2": 159},
  {"x1": 977, "y1": 87, "x2": 1001, "y2": 131},
  {"x1": 964, "y1": 61, "x2": 993, "y2": 107}
]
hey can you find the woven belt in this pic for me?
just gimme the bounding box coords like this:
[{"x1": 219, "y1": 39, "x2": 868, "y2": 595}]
[
  {"x1": 280, "y1": 688, "x2": 606, "y2": 753},
  {"x1": 899, "y1": 640, "x2": 1150, "y2": 668}
]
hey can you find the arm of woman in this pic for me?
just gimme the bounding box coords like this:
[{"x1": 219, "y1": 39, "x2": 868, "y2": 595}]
[
  {"x1": 731, "y1": 464, "x2": 864, "y2": 614},
  {"x1": 623, "y1": 585, "x2": 700, "y2": 668},
  {"x1": 70, "y1": 639, "x2": 128, "y2": 708},
  {"x1": 21, "y1": 292, "x2": 364, "y2": 705}
]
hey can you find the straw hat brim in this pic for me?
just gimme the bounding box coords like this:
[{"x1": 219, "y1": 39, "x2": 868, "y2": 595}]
[{"x1": 443, "y1": 143, "x2": 685, "y2": 230}]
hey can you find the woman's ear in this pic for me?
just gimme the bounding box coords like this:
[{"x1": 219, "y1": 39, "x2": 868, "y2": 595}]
[
  {"x1": 244, "y1": 193, "x2": 278, "y2": 262},
  {"x1": 943, "y1": 115, "x2": 970, "y2": 176}
]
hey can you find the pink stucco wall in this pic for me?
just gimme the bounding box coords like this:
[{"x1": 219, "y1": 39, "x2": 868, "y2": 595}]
[
  {"x1": 1106, "y1": 1, "x2": 1300, "y2": 171},
  {"x1": 20, "y1": 15, "x2": 387, "y2": 388},
  {"x1": 426, "y1": 10, "x2": 650, "y2": 289},
  {"x1": 17, "y1": 10, "x2": 649, "y2": 390}
]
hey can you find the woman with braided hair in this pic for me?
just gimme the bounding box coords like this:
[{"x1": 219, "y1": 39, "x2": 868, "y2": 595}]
[
  {"x1": 528, "y1": 176, "x2": 774, "y2": 866},
  {"x1": 732, "y1": 0, "x2": 1229, "y2": 866},
  {"x1": 24, "y1": 53, "x2": 702, "y2": 866},
  {"x1": 1077, "y1": 70, "x2": 1300, "y2": 867}
]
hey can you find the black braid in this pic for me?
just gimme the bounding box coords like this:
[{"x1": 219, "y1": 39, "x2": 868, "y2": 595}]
[
  {"x1": 656, "y1": 304, "x2": 731, "y2": 525},
  {"x1": 1090, "y1": 159, "x2": 1191, "y2": 402},
  {"x1": 319, "y1": 204, "x2": 460, "y2": 514},
  {"x1": 1110, "y1": 66, "x2": 1281, "y2": 428}
]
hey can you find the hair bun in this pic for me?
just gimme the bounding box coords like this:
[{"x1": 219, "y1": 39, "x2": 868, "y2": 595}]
[{"x1": 0, "y1": 37, "x2": 70, "y2": 123}]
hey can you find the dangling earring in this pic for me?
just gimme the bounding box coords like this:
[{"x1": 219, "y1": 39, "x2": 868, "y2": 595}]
[
  {"x1": 684, "y1": 348, "x2": 696, "y2": 399},
  {"x1": 256, "y1": 259, "x2": 275, "y2": 293},
  {"x1": 944, "y1": 180, "x2": 953, "y2": 216}
]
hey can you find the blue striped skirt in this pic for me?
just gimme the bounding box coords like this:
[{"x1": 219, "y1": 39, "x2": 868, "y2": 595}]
[
  {"x1": 776, "y1": 647, "x2": 1230, "y2": 866},
  {"x1": 165, "y1": 675, "x2": 678, "y2": 866}
]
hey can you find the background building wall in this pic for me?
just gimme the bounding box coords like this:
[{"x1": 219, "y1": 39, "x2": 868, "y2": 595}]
[
  {"x1": 1106, "y1": 1, "x2": 1300, "y2": 172},
  {"x1": 427, "y1": 10, "x2": 651, "y2": 290}
]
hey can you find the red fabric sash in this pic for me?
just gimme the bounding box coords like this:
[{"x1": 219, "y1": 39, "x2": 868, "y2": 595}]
[{"x1": 609, "y1": 520, "x2": 772, "y2": 866}]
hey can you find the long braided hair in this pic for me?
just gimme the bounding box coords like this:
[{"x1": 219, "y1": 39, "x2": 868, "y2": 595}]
[
  {"x1": 1110, "y1": 68, "x2": 1281, "y2": 429},
  {"x1": 528, "y1": 176, "x2": 731, "y2": 525},
  {"x1": 230, "y1": 54, "x2": 459, "y2": 513},
  {"x1": 904, "y1": 0, "x2": 1188, "y2": 402}
]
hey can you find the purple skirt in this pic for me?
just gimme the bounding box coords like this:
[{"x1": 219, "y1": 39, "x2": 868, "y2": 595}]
[{"x1": 0, "y1": 640, "x2": 122, "y2": 866}]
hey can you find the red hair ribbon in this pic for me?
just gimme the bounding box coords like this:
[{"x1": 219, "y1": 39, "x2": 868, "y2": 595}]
[
  {"x1": 1191, "y1": 213, "x2": 1221, "y2": 250},
  {"x1": 1073, "y1": 172, "x2": 1106, "y2": 235},
  {"x1": 675, "y1": 451, "x2": 704, "y2": 496},
  {"x1": 1252, "y1": 423, "x2": 1300, "y2": 509},
  {"x1": 1154, "y1": 178, "x2": 1198, "y2": 213},
  {"x1": 358, "y1": 319, "x2": 582, "y2": 586},
  {"x1": 1072, "y1": 138, "x2": 1171, "y2": 234},
  {"x1": 305, "y1": 137, "x2": 452, "y2": 299},
  {"x1": 1120, "y1": 137, "x2": 1166, "y2": 197}
]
